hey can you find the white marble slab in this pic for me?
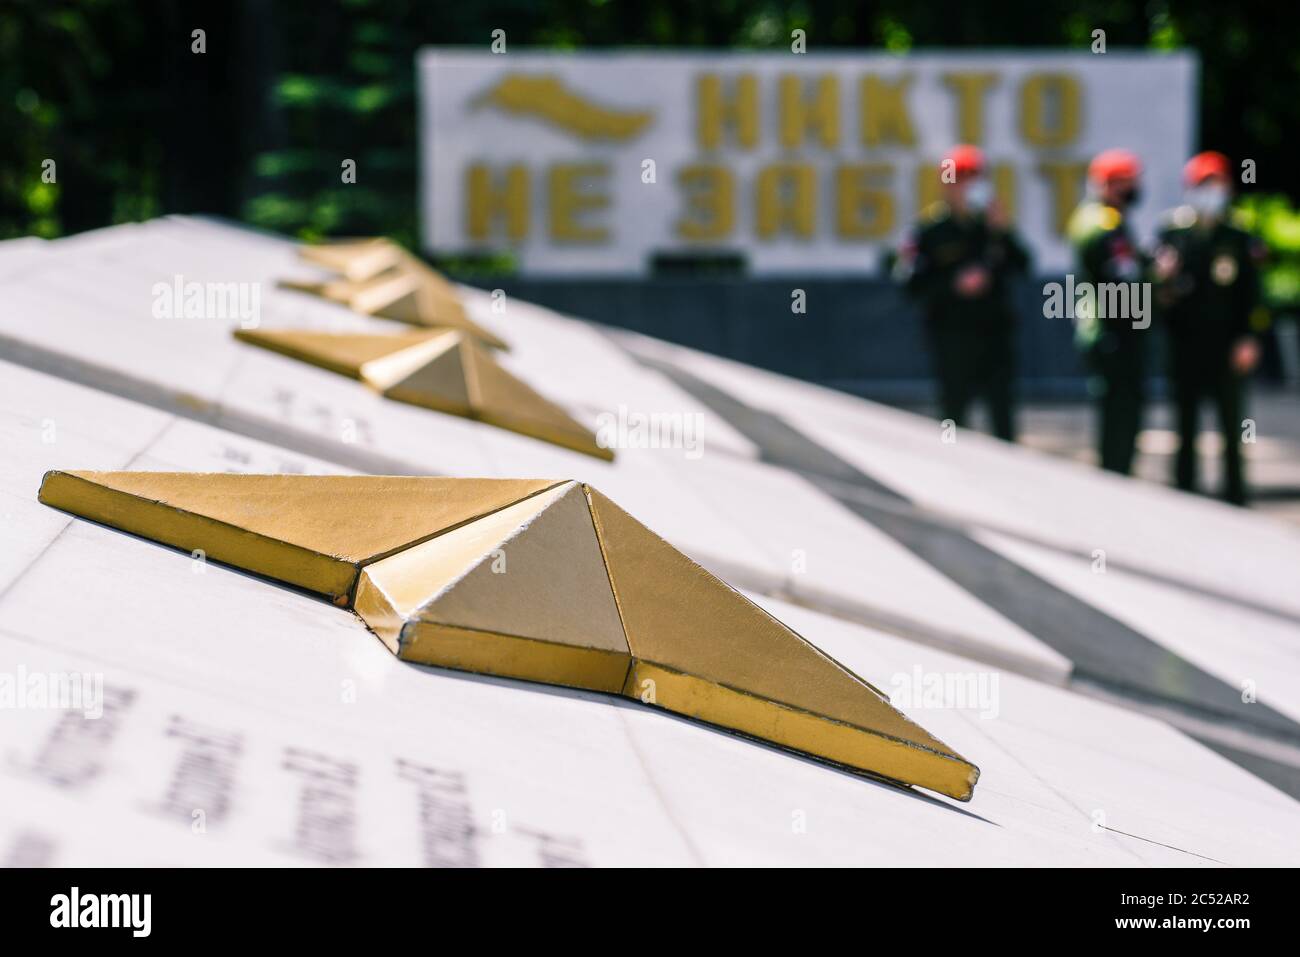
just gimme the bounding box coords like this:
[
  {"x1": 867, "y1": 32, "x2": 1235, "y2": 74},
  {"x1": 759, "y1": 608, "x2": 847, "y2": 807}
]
[
  {"x1": 974, "y1": 529, "x2": 1300, "y2": 728},
  {"x1": 1, "y1": 358, "x2": 1296, "y2": 865},
  {"x1": 619, "y1": 332, "x2": 1300, "y2": 640}
]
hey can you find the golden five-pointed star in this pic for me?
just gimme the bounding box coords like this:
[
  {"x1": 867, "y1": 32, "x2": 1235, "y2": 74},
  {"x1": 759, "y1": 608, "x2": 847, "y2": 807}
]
[{"x1": 38, "y1": 470, "x2": 979, "y2": 801}]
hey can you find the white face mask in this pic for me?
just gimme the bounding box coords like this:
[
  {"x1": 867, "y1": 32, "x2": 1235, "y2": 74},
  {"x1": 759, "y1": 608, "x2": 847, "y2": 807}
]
[
  {"x1": 964, "y1": 179, "x2": 994, "y2": 210},
  {"x1": 1186, "y1": 183, "x2": 1230, "y2": 217}
]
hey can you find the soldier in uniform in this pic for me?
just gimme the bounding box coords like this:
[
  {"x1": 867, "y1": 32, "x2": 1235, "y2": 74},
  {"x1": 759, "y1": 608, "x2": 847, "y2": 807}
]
[
  {"x1": 1152, "y1": 151, "x2": 1264, "y2": 505},
  {"x1": 1068, "y1": 149, "x2": 1147, "y2": 475},
  {"x1": 896, "y1": 145, "x2": 1030, "y2": 441}
]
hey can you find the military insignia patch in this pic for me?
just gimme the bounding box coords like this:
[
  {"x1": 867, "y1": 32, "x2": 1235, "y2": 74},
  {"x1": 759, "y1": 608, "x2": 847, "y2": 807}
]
[{"x1": 1212, "y1": 253, "x2": 1238, "y2": 286}]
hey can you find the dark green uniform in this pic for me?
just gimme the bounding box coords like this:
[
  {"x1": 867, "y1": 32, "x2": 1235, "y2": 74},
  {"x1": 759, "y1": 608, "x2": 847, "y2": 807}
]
[
  {"x1": 1154, "y1": 207, "x2": 1264, "y2": 505},
  {"x1": 1068, "y1": 200, "x2": 1147, "y2": 475},
  {"x1": 898, "y1": 203, "x2": 1030, "y2": 440}
]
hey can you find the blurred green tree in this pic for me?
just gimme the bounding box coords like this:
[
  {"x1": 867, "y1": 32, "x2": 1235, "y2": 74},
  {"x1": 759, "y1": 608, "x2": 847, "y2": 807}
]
[{"x1": 2, "y1": 0, "x2": 1297, "y2": 251}]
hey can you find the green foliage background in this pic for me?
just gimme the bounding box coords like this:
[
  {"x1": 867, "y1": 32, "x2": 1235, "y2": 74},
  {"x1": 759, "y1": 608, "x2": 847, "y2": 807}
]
[{"x1": 3, "y1": 0, "x2": 1298, "y2": 302}]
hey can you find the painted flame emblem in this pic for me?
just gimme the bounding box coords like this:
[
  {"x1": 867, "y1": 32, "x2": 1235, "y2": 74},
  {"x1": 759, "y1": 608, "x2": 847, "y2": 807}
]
[{"x1": 471, "y1": 74, "x2": 654, "y2": 142}]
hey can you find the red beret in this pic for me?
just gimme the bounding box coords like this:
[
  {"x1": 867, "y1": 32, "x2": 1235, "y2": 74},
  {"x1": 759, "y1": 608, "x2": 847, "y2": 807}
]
[
  {"x1": 943, "y1": 144, "x2": 985, "y2": 180},
  {"x1": 1184, "y1": 151, "x2": 1231, "y2": 186},
  {"x1": 1088, "y1": 149, "x2": 1143, "y2": 185}
]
